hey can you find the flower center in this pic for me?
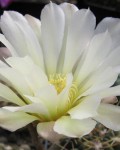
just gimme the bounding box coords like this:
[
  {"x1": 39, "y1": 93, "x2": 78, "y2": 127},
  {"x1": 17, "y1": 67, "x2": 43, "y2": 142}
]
[{"x1": 49, "y1": 74, "x2": 66, "y2": 94}]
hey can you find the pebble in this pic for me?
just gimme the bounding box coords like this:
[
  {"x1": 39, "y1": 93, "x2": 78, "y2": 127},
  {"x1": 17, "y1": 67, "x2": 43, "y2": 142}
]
[
  {"x1": 19, "y1": 144, "x2": 31, "y2": 150},
  {"x1": 4, "y1": 145, "x2": 12, "y2": 150},
  {"x1": 0, "y1": 143, "x2": 5, "y2": 149}
]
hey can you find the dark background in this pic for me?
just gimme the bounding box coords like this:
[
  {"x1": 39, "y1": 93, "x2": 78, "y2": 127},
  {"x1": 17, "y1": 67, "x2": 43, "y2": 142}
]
[{"x1": 0, "y1": 0, "x2": 120, "y2": 23}]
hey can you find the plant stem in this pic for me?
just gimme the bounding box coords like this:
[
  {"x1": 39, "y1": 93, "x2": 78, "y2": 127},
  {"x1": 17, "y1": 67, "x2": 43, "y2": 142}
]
[{"x1": 28, "y1": 124, "x2": 44, "y2": 150}]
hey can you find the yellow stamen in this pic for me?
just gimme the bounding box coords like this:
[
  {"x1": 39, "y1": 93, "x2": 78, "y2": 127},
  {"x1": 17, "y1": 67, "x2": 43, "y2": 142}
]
[
  {"x1": 49, "y1": 74, "x2": 66, "y2": 94},
  {"x1": 69, "y1": 82, "x2": 78, "y2": 102}
]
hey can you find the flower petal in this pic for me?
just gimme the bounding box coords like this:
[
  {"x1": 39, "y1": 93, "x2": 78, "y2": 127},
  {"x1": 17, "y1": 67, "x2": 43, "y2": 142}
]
[
  {"x1": 79, "y1": 67, "x2": 118, "y2": 97},
  {"x1": 5, "y1": 56, "x2": 48, "y2": 92},
  {"x1": 94, "y1": 103, "x2": 120, "y2": 131},
  {"x1": 74, "y1": 31, "x2": 112, "y2": 85},
  {"x1": 100, "y1": 46, "x2": 120, "y2": 69},
  {"x1": 37, "y1": 122, "x2": 63, "y2": 142},
  {"x1": 19, "y1": 104, "x2": 48, "y2": 116},
  {"x1": 0, "y1": 67, "x2": 32, "y2": 95},
  {"x1": 60, "y1": 3, "x2": 78, "y2": 24},
  {"x1": 97, "y1": 85, "x2": 120, "y2": 98},
  {"x1": 0, "y1": 108, "x2": 37, "y2": 131},
  {"x1": 57, "y1": 3, "x2": 78, "y2": 72},
  {"x1": 62, "y1": 8, "x2": 96, "y2": 73},
  {"x1": 0, "y1": 34, "x2": 18, "y2": 56},
  {"x1": 57, "y1": 73, "x2": 73, "y2": 114},
  {"x1": 54, "y1": 116, "x2": 96, "y2": 137},
  {"x1": 0, "y1": 83, "x2": 25, "y2": 106},
  {"x1": 0, "y1": 59, "x2": 8, "y2": 68},
  {"x1": 41, "y1": 2, "x2": 65, "y2": 74},
  {"x1": 95, "y1": 17, "x2": 120, "y2": 49},
  {"x1": 25, "y1": 14, "x2": 41, "y2": 43},
  {"x1": 0, "y1": 11, "x2": 44, "y2": 69},
  {"x1": 3, "y1": 106, "x2": 20, "y2": 112},
  {"x1": 24, "y1": 95, "x2": 42, "y2": 103},
  {"x1": 3, "y1": 103, "x2": 49, "y2": 120},
  {"x1": 35, "y1": 85, "x2": 58, "y2": 118},
  {"x1": 68, "y1": 95, "x2": 101, "y2": 119},
  {"x1": 5, "y1": 56, "x2": 35, "y2": 74}
]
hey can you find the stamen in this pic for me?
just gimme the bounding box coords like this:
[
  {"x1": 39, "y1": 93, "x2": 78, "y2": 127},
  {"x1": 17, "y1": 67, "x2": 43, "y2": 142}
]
[
  {"x1": 69, "y1": 82, "x2": 78, "y2": 102},
  {"x1": 49, "y1": 74, "x2": 78, "y2": 105},
  {"x1": 49, "y1": 74, "x2": 66, "y2": 94}
]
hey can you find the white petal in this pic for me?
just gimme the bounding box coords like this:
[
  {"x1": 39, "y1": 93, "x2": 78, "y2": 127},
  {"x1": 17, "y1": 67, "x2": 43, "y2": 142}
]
[
  {"x1": 17, "y1": 103, "x2": 49, "y2": 117},
  {"x1": 25, "y1": 14, "x2": 41, "y2": 43},
  {"x1": 94, "y1": 103, "x2": 120, "y2": 131},
  {"x1": 101, "y1": 46, "x2": 120, "y2": 69},
  {"x1": 0, "y1": 108, "x2": 37, "y2": 131},
  {"x1": 68, "y1": 95, "x2": 101, "y2": 119},
  {"x1": 57, "y1": 73, "x2": 73, "y2": 114},
  {"x1": 62, "y1": 8, "x2": 96, "y2": 73},
  {"x1": 14, "y1": 22, "x2": 44, "y2": 69},
  {"x1": 3, "y1": 103, "x2": 49, "y2": 120},
  {"x1": 0, "y1": 67, "x2": 32, "y2": 95},
  {"x1": 35, "y1": 85, "x2": 58, "y2": 118},
  {"x1": 3, "y1": 106, "x2": 21, "y2": 112},
  {"x1": 97, "y1": 85, "x2": 120, "y2": 99},
  {"x1": 57, "y1": 3, "x2": 78, "y2": 72},
  {"x1": 60, "y1": 2, "x2": 78, "y2": 32},
  {"x1": 60, "y1": 3, "x2": 78, "y2": 25},
  {"x1": 95, "y1": 17, "x2": 120, "y2": 49},
  {"x1": 74, "y1": 31, "x2": 112, "y2": 85},
  {"x1": 79, "y1": 67, "x2": 118, "y2": 97},
  {"x1": 24, "y1": 95, "x2": 42, "y2": 103},
  {"x1": 0, "y1": 59, "x2": 8, "y2": 68},
  {"x1": 0, "y1": 34, "x2": 18, "y2": 56},
  {"x1": 0, "y1": 11, "x2": 44, "y2": 69},
  {"x1": 6, "y1": 56, "x2": 34, "y2": 74},
  {"x1": 0, "y1": 12, "x2": 28, "y2": 56},
  {"x1": 6, "y1": 56, "x2": 48, "y2": 92},
  {"x1": 0, "y1": 83, "x2": 25, "y2": 106},
  {"x1": 54, "y1": 116, "x2": 96, "y2": 137},
  {"x1": 41, "y1": 2, "x2": 65, "y2": 74},
  {"x1": 37, "y1": 122, "x2": 63, "y2": 142}
]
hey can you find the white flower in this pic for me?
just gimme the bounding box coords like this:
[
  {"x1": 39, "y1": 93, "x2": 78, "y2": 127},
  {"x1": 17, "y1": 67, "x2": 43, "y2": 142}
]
[{"x1": 0, "y1": 2, "x2": 120, "y2": 141}]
